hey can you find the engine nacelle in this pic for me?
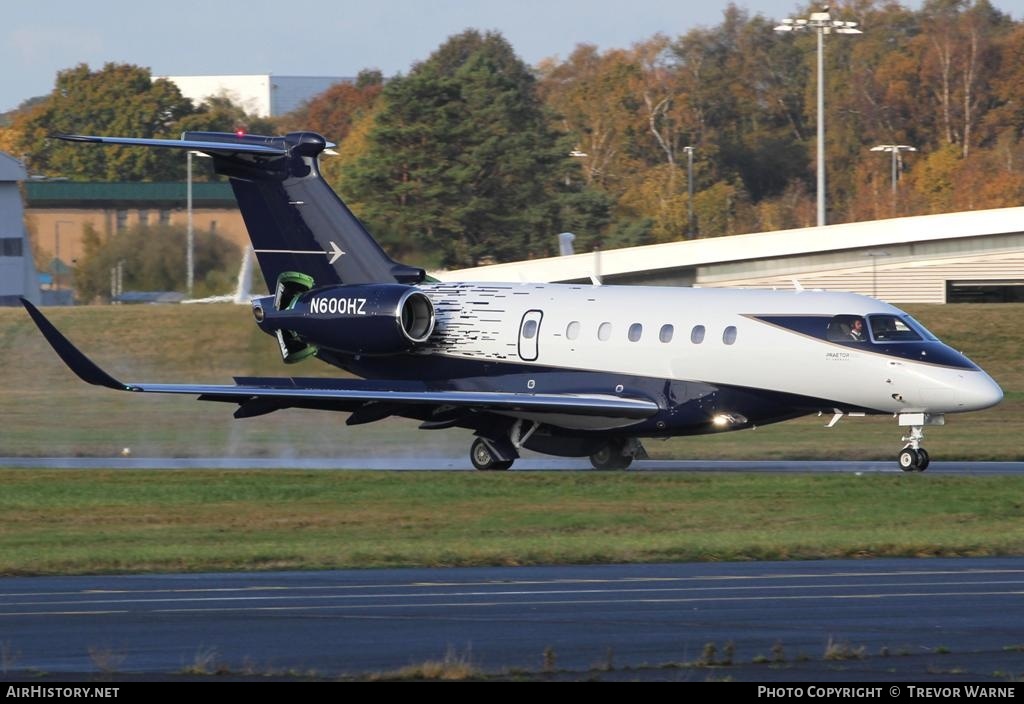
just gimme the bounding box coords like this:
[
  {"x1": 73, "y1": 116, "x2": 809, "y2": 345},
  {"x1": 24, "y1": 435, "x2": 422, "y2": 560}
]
[{"x1": 253, "y1": 283, "x2": 435, "y2": 358}]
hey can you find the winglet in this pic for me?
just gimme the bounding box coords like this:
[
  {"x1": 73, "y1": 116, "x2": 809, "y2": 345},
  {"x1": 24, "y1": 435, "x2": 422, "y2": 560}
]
[{"x1": 20, "y1": 298, "x2": 128, "y2": 390}]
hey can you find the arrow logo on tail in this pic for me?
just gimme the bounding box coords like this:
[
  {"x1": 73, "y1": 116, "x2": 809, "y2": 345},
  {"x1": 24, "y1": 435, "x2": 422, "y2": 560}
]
[{"x1": 327, "y1": 241, "x2": 345, "y2": 264}]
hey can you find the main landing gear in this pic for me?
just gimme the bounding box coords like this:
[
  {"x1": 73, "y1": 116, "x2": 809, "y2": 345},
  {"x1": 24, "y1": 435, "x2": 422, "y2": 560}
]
[
  {"x1": 470, "y1": 437, "x2": 513, "y2": 471},
  {"x1": 896, "y1": 413, "x2": 943, "y2": 472},
  {"x1": 589, "y1": 438, "x2": 647, "y2": 470},
  {"x1": 469, "y1": 427, "x2": 647, "y2": 471}
]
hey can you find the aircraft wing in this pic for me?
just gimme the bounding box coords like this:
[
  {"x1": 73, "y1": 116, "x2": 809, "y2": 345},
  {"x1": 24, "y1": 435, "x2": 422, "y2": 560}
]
[{"x1": 22, "y1": 299, "x2": 659, "y2": 426}]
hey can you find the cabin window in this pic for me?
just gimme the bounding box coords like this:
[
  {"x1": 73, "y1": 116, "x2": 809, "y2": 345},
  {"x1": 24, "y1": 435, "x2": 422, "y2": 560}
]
[
  {"x1": 566, "y1": 321, "x2": 580, "y2": 340},
  {"x1": 628, "y1": 323, "x2": 643, "y2": 342},
  {"x1": 827, "y1": 315, "x2": 868, "y2": 342},
  {"x1": 522, "y1": 319, "x2": 538, "y2": 339},
  {"x1": 598, "y1": 322, "x2": 612, "y2": 341},
  {"x1": 690, "y1": 325, "x2": 706, "y2": 344},
  {"x1": 659, "y1": 324, "x2": 674, "y2": 343},
  {"x1": 723, "y1": 326, "x2": 737, "y2": 345},
  {"x1": 868, "y1": 314, "x2": 922, "y2": 342}
]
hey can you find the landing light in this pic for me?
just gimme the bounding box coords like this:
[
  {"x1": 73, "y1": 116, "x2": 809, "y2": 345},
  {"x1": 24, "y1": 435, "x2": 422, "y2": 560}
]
[{"x1": 712, "y1": 413, "x2": 748, "y2": 427}]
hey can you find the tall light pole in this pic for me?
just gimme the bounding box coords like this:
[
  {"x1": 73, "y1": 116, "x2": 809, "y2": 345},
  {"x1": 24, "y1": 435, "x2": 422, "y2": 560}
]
[
  {"x1": 186, "y1": 150, "x2": 195, "y2": 296},
  {"x1": 683, "y1": 146, "x2": 695, "y2": 239},
  {"x1": 775, "y1": 6, "x2": 862, "y2": 228},
  {"x1": 870, "y1": 144, "x2": 916, "y2": 207}
]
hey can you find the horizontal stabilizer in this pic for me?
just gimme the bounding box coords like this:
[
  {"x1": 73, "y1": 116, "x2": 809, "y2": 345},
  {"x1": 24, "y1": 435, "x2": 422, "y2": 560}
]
[{"x1": 54, "y1": 133, "x2": 289, "y2": 157}]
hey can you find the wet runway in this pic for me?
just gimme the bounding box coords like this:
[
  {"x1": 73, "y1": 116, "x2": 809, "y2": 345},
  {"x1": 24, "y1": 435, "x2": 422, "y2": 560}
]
[
  {"x1": 2, "y1": 558, "x2": 1024, "y2": 680},
  {"x1": 1, "y1": 456, "x2": 1022, "y2": 474}
]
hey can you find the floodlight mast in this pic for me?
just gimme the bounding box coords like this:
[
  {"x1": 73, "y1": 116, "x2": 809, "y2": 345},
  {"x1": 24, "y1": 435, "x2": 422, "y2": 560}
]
[
  {"x1": 775, "y1": 6, "x2": 862, "y2": 227},
  {"x1": 870, "y1": 144, "x2": 917, "y2": 196}
]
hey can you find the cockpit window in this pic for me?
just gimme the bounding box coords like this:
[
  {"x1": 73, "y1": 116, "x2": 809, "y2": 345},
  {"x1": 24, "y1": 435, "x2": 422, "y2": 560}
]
[
  {"x1": 826, "y1": 315, "x2": 868, "y2": 342},
  {"x1": 903, "y1": 315, "x2": 939, "y2": 341},
  {"x1": 868, "y1": 314, "x2": 922, "y2": 342}
]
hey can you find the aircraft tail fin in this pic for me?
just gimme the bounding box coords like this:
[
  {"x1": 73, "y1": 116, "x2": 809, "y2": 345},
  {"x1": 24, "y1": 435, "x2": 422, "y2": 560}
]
[{"x1": 56, "y1": 132, "x2": 424, "y2": 291}]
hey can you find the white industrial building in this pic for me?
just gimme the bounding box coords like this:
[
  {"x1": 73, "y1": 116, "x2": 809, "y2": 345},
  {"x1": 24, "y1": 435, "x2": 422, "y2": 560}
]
[
  {"x1": 440, "y1": 207, "x2": 1024, "y2": 304},
  {"x1": 159, "y1": 74, "x2": 354, "y2": 117},
  {"x1": 0, "y1": 152, "x2": 40, "y2": 306}
]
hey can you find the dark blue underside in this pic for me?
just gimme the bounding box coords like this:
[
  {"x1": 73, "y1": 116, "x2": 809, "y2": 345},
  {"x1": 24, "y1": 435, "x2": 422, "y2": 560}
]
[{"x1": 269, "y1": 349, "x2": 880, "y2": 440}]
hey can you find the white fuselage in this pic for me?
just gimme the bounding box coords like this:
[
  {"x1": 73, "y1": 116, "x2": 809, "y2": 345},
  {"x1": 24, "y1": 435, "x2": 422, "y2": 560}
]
[{"x1": 418, "y1": 282, "x2": 1002, "y2": 416}]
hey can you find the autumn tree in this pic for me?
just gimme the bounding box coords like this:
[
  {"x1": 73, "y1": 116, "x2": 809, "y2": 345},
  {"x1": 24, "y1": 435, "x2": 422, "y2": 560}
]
[
  {"x1": 175, "y1": 95, "x2": 278, "y2": 137},
  {"x1": 343, "y1": 30, "x2": 597, "y2": 267},
  {"x1": 278, "y1": 69, "x2": 383, "y2": 143},
  {"x1": 10, "y1": 63, "x2": 195, "y2": 181}
]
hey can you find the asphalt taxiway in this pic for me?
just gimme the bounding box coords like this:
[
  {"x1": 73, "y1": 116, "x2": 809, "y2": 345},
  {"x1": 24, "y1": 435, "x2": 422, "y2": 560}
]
[{"x1": 2, "y1": 558, "x2": 1024, "y2": 680}]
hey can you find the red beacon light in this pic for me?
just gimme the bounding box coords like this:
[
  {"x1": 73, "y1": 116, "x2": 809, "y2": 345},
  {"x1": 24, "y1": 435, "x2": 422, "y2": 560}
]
[{"x1": 235, "y1": 129, "x2": 246, "y2": 138}]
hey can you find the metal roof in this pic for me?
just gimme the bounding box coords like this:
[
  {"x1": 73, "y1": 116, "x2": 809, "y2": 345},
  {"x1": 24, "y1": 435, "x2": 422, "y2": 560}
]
[
  {"x1": 439, "y1": 206, "x2": 1024, "y2": 283},
  {"x1": 24, "y1": 181, "x2": 235, "y2": 206},
  {"x1": 0, "y1": 153, "x2": 27, "y2": 181}
]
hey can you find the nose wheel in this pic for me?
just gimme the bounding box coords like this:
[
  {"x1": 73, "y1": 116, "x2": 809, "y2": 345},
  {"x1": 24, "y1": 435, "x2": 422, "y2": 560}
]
[
  {"x1": 898, "y1": 446, "x2": 929, "y2": 472},
  {"x1": 896, "y1": 415, "x2": 935, "y2": 472}
]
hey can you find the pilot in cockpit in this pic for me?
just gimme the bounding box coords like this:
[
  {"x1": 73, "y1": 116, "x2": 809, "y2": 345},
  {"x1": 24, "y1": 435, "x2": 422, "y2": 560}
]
[{"x1": 848, "y1": 317, "x2": 866, "y2": 341}]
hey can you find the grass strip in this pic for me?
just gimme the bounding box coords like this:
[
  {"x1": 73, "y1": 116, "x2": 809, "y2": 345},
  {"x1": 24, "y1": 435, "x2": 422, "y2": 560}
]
[{"x1": 2, "y1": 469, "x2": 1023, "y2": 576}]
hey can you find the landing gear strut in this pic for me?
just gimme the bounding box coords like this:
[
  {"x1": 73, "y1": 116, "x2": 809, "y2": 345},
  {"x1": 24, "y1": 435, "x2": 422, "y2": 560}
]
[{"x1": 896, "y1": 413, "x2": 942, "y2": 472}]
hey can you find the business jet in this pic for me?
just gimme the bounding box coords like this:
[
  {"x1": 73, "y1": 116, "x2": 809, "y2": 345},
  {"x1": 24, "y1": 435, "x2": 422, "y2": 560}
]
[{"x1": 22, "y1": 130, "x2": 1003, "y2": 471}]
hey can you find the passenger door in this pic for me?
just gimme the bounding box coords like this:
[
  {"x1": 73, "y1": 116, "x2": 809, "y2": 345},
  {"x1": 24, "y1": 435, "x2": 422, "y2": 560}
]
[{"x1": 518, "y1": 310, "x2": 543, "y2": 361}]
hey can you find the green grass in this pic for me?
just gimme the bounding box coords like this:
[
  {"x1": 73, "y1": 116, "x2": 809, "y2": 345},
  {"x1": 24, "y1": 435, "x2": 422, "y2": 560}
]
[
  {"x1": 2, "y1": 470, "x2": 1023, "y2": 576},
  {"x1": 0, "y1": 302, "x2": 1021, "y2": 460}
]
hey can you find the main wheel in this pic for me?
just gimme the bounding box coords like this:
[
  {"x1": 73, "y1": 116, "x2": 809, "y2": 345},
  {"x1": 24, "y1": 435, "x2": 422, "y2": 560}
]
[
  {"x1": 590, "y1": 442, "x2": 632, "y2": 470},
  {"x1": 898, "y1": 447, "x2": 919, "y2": 472},
  {"x1": 916, "y1": 448, "x2": 930, "y2": 472},
  {"x1": 470, "y1": 438, "x2": 513, "y2": 471}
]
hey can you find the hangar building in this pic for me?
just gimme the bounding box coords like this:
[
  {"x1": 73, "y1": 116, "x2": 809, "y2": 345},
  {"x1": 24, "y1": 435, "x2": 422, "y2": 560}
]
[
  {"x1": 158, "y1": 74, "x2": 354, "y2": 118},
  {"x1": 0, "y1": 153, "x2": 40, "y2": 306},
  {"x1": 440, "y1": 207, "x2": 1024, "y2": 304}
]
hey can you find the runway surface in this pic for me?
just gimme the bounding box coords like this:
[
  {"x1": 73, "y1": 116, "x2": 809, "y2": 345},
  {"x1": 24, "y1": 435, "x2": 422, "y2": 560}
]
[
  {"x1": 2, "y1": 558, "x2": 1024, "y2": 680},
  {"x1": 2, "y1": 457, "x2": 1023, "y2": 474}
]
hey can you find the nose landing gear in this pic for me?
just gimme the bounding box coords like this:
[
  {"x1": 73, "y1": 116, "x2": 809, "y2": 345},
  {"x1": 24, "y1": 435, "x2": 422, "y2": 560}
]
[{"x1": 896, "y1": 413, "x2": 943, "y2": 472}]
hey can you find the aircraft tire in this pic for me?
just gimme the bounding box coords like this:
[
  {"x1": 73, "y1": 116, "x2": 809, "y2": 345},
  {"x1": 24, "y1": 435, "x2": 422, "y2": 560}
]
[
  {"x1": 471, "y1": 438, "x2": 513, "y2": 471},
  {"x1": 590, "y1": 442, "x2": 632, "y2": 470},
  {"x1": 898, "y1": 447, "x2": 920, "y2": 472},
  {"x1": 916, "y1": 448, "x2": 930, "y2": 471}
]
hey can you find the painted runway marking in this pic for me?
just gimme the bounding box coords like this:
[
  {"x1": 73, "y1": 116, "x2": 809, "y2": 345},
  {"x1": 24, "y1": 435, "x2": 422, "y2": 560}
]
[
  {"x1": 4, "y1": 567, "x2": 1024, "y2": 599},
  {"x1": 3, "y1": 582, "x2": 1024, "y2": 617}
]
